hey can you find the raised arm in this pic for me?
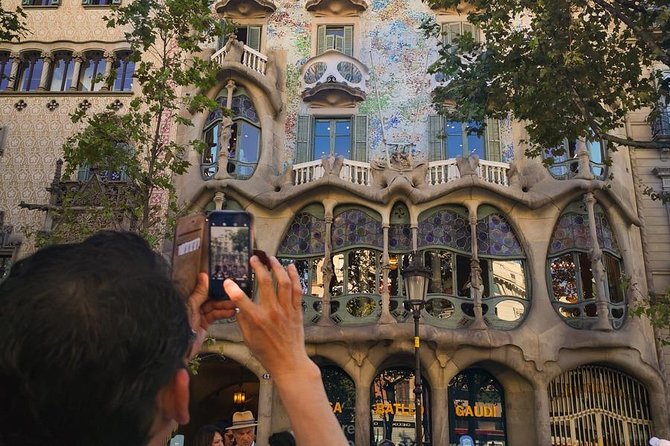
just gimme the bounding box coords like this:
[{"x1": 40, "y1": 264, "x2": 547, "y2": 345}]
[{"x1": 224, "y1": 256, "x2": 348, "y2": 446}]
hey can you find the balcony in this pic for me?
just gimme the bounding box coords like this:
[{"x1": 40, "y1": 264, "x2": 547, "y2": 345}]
[
  {"x1": 212, "y1": 41, "x2": 268, "y2": 76},
  {"x1": 652, "y1": 107, "x2": 670, "y2": 143},
  {"x1": 305, "y1": 0, "x2": 368, "y2": 16},
  {"x1": 292, "y1": 157, "x2": 511, "y2": 188},
  {"x1": 301, "y1": 50, "x2": 368, "y2": 107},
  {"x1": 212, "y1": 0, "x2": 275, "y2": 18}
]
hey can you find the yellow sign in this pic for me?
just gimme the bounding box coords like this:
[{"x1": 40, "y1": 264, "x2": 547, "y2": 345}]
[
  {"x1": 373, "y1": 402, "x2": 424, "y2": 416},
  {"x1": 454, "y1": 404, "x2": 498, "y2": 418}
]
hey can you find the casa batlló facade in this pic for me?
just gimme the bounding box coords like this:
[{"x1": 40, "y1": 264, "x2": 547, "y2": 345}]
[{"x1": 1, "y1": 0, "x2": 670, "y2": 445}]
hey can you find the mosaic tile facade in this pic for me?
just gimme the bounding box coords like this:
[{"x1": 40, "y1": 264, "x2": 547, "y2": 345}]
[
  {"x1": 332, "y1": 208, "x2": 383, "y2": 251},
  {"x1": 277, "y1": 210, "x2": 326, "y2": 256}
]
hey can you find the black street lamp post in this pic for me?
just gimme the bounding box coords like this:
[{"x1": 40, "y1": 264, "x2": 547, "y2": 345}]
[{"x1": 402, "y1": 252, "x2": 431, "y2": 446}]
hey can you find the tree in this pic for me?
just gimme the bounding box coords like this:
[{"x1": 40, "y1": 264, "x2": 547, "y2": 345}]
[
  {"x1": 0, "y1": 1, "x2": 28, "y2": 42},
  {"x1": 422, "y1": 0, "x2": 670, "y2": 157},
  {"x1": 59, "y1": 0, "x2": 230, "y2": 245}
]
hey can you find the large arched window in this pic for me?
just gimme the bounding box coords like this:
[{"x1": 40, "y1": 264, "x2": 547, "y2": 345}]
[
  {"x1": 112, "y1": 50, "x2": 134, "y2": 92},
  {"x1": 201, "y1": 88, "x2": 261, "y2": 180},
  {"x1": 0, "y1": 52, "x2": 14, "y2": 91},
  {"x1": 371, "y1": 367, "x2": 431, "y2": 446},
  {"x1": 18, "y1": 51, "x2": 44, "y2": 92},
  {"x1": 78, "y1": 51, "x2": 107, "y2": 92},
  {"x1": 548, "y1": 201, "x2": 625, "y2": 329},
  {"x1": 49, "y1": 51, "x2": 75, "y2": 91},
  {"x1": 416, "y1": 205, "x2": 528, "y2": 329},
  {"x1": 449, "y1": 368, "x2": 507, "y2": 445},
  {"x1": 548, "y1": 365, "x2": 652, "y2": 445}
]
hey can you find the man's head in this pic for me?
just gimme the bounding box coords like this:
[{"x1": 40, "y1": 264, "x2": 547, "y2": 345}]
[
  {"x1": 0, "y1": 231, "x2": 193, "y2": 446},
  {"x1": 229, "y1": 411, "x2": 257, "y2": 446}
]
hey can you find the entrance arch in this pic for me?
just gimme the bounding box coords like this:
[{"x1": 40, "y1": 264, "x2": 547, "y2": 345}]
[
  {"x1": 371, "y1": 366, "x2": 432, "y2": 446},
  {"x1": 181, "y1": 353, "x2": 260, "y2": 442}
]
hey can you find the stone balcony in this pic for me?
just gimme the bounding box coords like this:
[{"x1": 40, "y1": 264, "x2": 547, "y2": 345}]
[
  {"x1": 300, "y1": 50, "x2": 368, "y2": 107},
  {"x1": 292, "y1": 157, "x2": 511, "y2": 188}
]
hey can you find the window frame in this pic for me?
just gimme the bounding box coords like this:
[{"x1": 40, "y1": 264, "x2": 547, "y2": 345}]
[
  {"x1": 0, "y1": 52, "x2": 12, "y2": 91},
  {"x1": 49, "y1": 51, "x2": 75, "y2": 92},
  {"x1": 18, "y1": 51, "x2": 44, "y2": 92},
  {"x1": 78, "y1": 51, "x2": 107, "y2": 92},
  {"x1": 112, "y1": 51, "x2": 135, "y2": 92},
  {"x1": 316, "y1": 24, "x2": 354, "y2": 57}
]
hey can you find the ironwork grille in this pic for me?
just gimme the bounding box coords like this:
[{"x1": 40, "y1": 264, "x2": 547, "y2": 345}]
[{"x1": 549, "y1": 365, "x2": 652, "y2": 446}]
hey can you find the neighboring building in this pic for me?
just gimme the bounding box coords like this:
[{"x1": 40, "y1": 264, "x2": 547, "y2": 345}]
[{"x1": 1, "y1": 0, "x2": 669, "y2": 445}]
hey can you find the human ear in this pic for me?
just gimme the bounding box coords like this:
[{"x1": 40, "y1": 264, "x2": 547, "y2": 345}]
[{"x1": 157, "y1": 368, "x2": 191, "y2": 425}]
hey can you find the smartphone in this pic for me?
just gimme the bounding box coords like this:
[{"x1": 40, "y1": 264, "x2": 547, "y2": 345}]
[
  {"x1": 171, "y1": 212, "x2": 208, "y2": 299},
  {"x1": 208, "y1": 210, "x2": 252, "y2": 299}
]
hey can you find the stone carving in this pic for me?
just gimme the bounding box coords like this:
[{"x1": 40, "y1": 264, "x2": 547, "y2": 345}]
[
  {"x1": 456, "y1": 154, "x2": 479, "y2": 176},
  {"x1": 214, "y1": 116, "x2": 234, "y2": 180},
  {"x1": 507, "y1": 161, "x2": 551, "y2": 191},
  {"x1": 321, "y1": 154, "x2": 344, "y2": 177}
]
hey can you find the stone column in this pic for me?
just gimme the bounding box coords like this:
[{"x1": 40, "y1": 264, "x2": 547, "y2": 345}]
[
  {"x1": 469, "y1": 210, "x2": 487, "y2": 329},
  {"x1": 575, "y1": 139, "x2": 595, "y2": 180},
  {"x1": 212, "y1": 191, "x2": 226, "y2": 210},
  {"x1": 8, "y1": 52, "x2": 21, "y2": 91},
  {"x1": 318, "y1": 209, "x2": 334, "y2": 326},
  {"x1": 69, "y1": 52, "x2": 84, "y2": 91},
  {"x1": 100, "y1": 51, "x2": 115, "y2": 91},
  {"x1": 584, "y1": 192, "x2": 612, "y2": 331},
  {"x1": 354, "y1": 367, "x2": 372, "y2": 446},
  {"x1": 38, "y1": 51, "x2": 53, "y2": 91},
  {"x1": 225, "y1": 78, "x2": 236, "y2": 108},
  {"x1": 534, "y1": 380, "x2": 552, "y2": 445},
  {"x1": 379, "y1": 224, "x2": 395, "y2": 323},
  {"x1": 214, "y1": 116, "x2": 234, "y2": 180}
]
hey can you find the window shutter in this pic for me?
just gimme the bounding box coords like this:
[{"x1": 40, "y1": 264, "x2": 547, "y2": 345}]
[
  {"x1": 343, "y1": 26, "x2": 354, "y2": 56},
  {"x1": 217, "y1": 20, "x2": 226, "y2": 50},
  {"x1": 428, "y1": 115, "x2": 444, "y2": 161},
  {"x1": 352, "y1": 115, "x2": 368, "y2": 161},
  {"x1": 111, "y1": 0, "x2": 121, "y2": 4},
  {"x1": 81, "y1": 0, "x2": 90, "y2": 4},
  {"x1": 295, "y1": 115, "x2": 311, "y2": 164},
  {"x1": 77, "y1": 165, "x2": 91, "y2": 182},
  {"x1": 50, "y1": 0, "x2": 60, "y2": 5},
  {"x1": 21, "y1": 0, "x2": 30, "y2": 5},
  {"x1": 247, "y1": 26, "x2": 262, "y2": 52},
  {"x1": 462, "y1": 23, "x2": 477, "y2": 42},
  {"x1": 486, "y1": 118, "x2": 501, "y2": 162},
  {"x1": 334, "y1": 35, "x2": 344, "y2": 53},
  {"x1": 446, "y1": 23, "x2": 461, "y2": 45},
  {"x1": 317, "y1": 25, "x2": 327, "y2": 55}
]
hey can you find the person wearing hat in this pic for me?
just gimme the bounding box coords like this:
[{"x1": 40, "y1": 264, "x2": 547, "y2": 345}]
[{"x1": 229, "y1": 411, "x2": 258, "y2": 446}]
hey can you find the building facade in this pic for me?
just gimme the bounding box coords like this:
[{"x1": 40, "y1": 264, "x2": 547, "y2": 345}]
[{"x1": 1, "y1": 0, "x2": 669, "y2": 445}]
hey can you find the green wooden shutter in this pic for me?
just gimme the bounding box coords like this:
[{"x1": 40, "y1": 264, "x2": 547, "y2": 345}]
[
  {"x1": 217, "y1": 20, "x2": 227, "y2": 50},
  {"x1": 428, "y1": 115, "x2": 444, "y2": 161},
  {"x1": 296, "y1": 115, "x2": 311, "y2": 164},
  {"x1": 247, "y1": 26, "x2": 262, "y2": 52},
  {"x1": 317, "y1": 25, "x2": 327, "y2": 55},
  {"x1": 77, "y1": 165, "x2": 91, "y2": 182},
  {"x1": 352, "y1": 115, "x2": 368, "y2": 161},
  {"x1": 343, "y1": 26, "x2": 354, "y2": 56},
  {"x1": 486, "y1": 118, "x2": 501, "y2": 162}
]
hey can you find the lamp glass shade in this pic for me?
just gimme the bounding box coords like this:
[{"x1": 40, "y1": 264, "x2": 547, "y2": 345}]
[{"x1": 402, "y1": 254, "x2": 431, "y2": 303}]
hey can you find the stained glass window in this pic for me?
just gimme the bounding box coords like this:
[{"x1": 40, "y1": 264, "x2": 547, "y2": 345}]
[
  {"x1": 388, "y1": 224, "x2": 411, "y2": 252},
  {"x1": 549, "y1": 205, "x2": 619, "y2": 256},
  {"x1": 418, "y1": 207, "x2": 471, "y2": 253},
  {"x1": 277, "y1": 209, "x2": 326, "y2": 257},
  {"x1": 476, "y1": 213, "x2": 523, "y2": 257},
  {"x1": 332, "y1": 208, "x2": 383, "y2": 252}
]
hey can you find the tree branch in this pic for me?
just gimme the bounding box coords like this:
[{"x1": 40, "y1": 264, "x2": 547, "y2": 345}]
[{"x1": 592, "y1": 0, "x2": 670, "y2": 67}]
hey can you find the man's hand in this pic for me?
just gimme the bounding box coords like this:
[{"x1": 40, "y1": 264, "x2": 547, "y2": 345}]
[
  {"x1": 224, "y1": 256, "x2": 317, "y2": 383},
  {"x1": 186, "y1": 273, "x2": 237, "y2": 359}
]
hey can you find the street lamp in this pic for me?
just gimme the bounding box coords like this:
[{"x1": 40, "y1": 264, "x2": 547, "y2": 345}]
[{"x1": 402, "y1": 252, "x2": 431, "y2": 446}]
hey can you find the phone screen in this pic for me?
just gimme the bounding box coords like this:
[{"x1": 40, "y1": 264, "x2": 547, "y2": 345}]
[{"x1": 209, "y1": 213, "x2": 251, "y2": 299}]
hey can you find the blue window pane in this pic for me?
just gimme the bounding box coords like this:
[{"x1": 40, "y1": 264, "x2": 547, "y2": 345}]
[
  {"x1": 467, "y1": 132, "x2": 484, "y2": 158},
  {"x1": 0, "y1": 55, "x2": 11, "y2": 91},
  {"x1": 588, "y1": 140, "x2": 603, "y2": 164},
  {"x1": 113, "y1": 58, "x2": 134, "y2": 92},
  {"x1": 314, "y1": 136, "x2": 330, "y2": 158},
  {"x1": 50, "y1": 55, "x2": 74, "y2": 91},
  {"x1": 334, "y1": 120, "x2": 351, "y2": 158},
  {"x1": 20, "y1": 57, "x2": 43, "y2": 91},
  {"x1": 447, "y1": 134, "x2": 462, "y2": 158},
  {"x1": 80, "y1": 56, "x2": 106, "y2": 92},
  {"x1": 238, "y1": 121, "x2": 259, "y2": 164}
]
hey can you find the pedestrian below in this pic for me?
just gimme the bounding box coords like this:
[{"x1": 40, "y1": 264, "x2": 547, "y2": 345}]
[
  {"x1": 268, "y1": 430, "x2": 295, "y2": 446},
  {"x1": 193, "y1": 425, "x2": 224, "y2": 446},
  {"x1": 228, "y1": 411, "x2": 257, "y2": 446}
]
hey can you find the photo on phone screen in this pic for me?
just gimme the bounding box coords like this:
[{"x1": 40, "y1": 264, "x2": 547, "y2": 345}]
[{"x1": 209, "y1": 212, "x2": 251, "y2": 299}]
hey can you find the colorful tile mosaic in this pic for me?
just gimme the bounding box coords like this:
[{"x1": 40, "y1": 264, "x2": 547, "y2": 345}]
[
  {"x1": 549, "y1": 211, "x2": 620, "y2": 256},
  {"x1": 418, "y1": 209, "x2": 471, "y2": 253},
  {"x1": 476, "y1": 214, "x2": 523, "y2": 257},
  {"x1": 277, "y1": 211, "x2": 326, "y2": 256},
  {"x1": 332, "y1": 209, "x2": 383, "y2": 251}
]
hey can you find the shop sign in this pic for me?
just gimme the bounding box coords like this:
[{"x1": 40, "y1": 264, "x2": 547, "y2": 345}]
[{"x1": 454, "y1": 403, "x2": 498, "y2": 418}]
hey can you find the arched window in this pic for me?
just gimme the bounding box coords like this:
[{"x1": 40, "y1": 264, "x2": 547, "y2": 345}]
[
  {"x1": 544, "y1": 138, "x2": 607, "y2": 180},
  {"x1": 549, "y1": 365, "x2": 652, "y2": 445},
  {"x1": 201, "y1": 88, "x2": 261, "y2": 179},
  {"x1": 78, "y1": 51, "x2": 107, "y2": 92},
  {"x1": 112, "y1": 51, "x2": 134, "y2": 92},
  {"x1": 449, "y1": 368, "x2": 507, "y2": 445},
  {"x1": 277, "y1": 204, "x2": 326, "y2": 298},
  {"x1": 547, "y1": 201, "x2": 625, "y2": 329},
  {"x1": 371, "y1": 367, "x2": 431, "y2": 445},
  {"x1": 49, "y1": 51, "x2": 75, "y2": 91},
  {"x1": 18, "y1": 51, "x2": 44, "y2": 92},
  {"x1": 0, "y1": 52, "x2": 12, "y2": 91},
  {"x1": 415, "y1": 205, "x2": 528, "y2": 329}
]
